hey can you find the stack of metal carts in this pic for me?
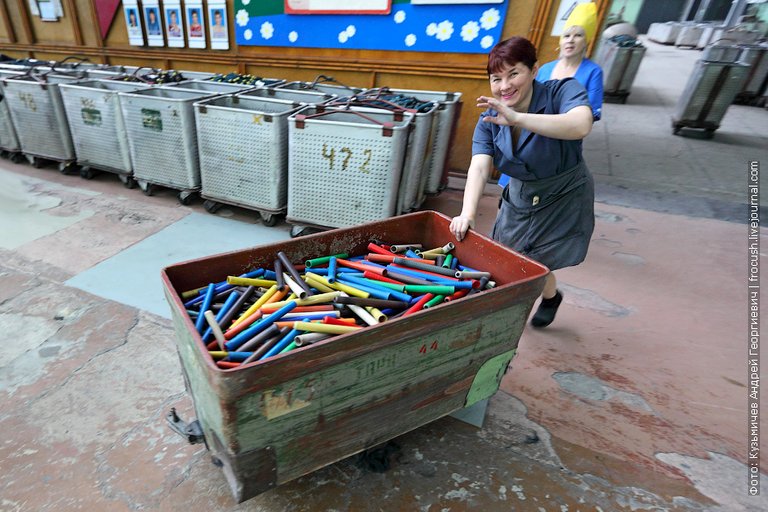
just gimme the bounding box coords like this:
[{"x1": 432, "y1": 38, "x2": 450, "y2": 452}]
[{"x1": 0, "y1": 58, "x2": 462, "y2": 236}]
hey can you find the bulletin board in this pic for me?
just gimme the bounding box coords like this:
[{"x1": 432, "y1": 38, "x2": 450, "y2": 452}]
[{"x1": 234, "y1": 0, "x2": 509, "y2": 54}]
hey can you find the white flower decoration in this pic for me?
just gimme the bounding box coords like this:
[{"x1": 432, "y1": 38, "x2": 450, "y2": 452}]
[
  {"x1": 461, "y1": 21, "x2": 479, "y2": 42},
  {"x1": 405, "y1": 34, "x2": 416, "y2": 47},
  {"x1": 394, "y1": 11, "x2": 406, "y2": 24},
  {"x1": 480, "y1": 8, "x2": 500, "y2": 30},
  {"x1": 339, "y1": 31, "x2": 349, "y2": 43},
  {"x1": 346, "y1": 25, "x2": 356, "y2": 37},
  {"x1": 435, "y1": 20, "x2": 453, "y2": 42},
  {"x1": 260, "y1": 21, "x2": 274, "y2": 40},
  {"x1": 236, "y1": 9, "x2": 249, "y2": 28},
  {"x1": 481, "y1": 35, "x2": 494, "y2": 49},
  {"x1": 244, "y1": 29, "x2": 253, "y2": 41},
  {"x1": 242, "y1": 0, "x2": 251, "y2": 5},
  {"x1": 289, "y1": 31, "x2": 298, "y2": 43},
  {"x1": 426, "y1": 23, "x2": 438, "y2": 36}
]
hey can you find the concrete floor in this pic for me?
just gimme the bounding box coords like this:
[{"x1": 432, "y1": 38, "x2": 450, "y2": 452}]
[{"x1": 1, "y1": 39, "x2": 768, "y2": 511}]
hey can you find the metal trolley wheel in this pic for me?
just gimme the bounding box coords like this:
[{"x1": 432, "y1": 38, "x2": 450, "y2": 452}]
[
  {"x1": 289, "y1": 224, "x2": 324, "y2": 238},
  {"x1": 138, "y1": 180, "x2": 156, "y2": 196},
  {"x1": 0, "y1": 150, "x2": 23, "y2": 164},
  {"x1": 79, "y1": 166, "x2": 97, "y2": 180},
  {"x1": 177, "y1": 190, "x2": 196, "y2": 206},
  {"x1": 260, "y1": 211, "x2": 278, "y2": 227},
  {"x1": 118, "y1": 174, "x2": 137, "y2": 189},
  {"x1": 203, "y1": 199, "x2": 222, "y2": 214}
]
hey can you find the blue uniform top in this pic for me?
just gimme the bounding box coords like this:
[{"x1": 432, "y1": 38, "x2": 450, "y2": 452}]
[
  {"x1": 474, "y1": 78, "x2": 591, "y2": 183},
  {"x1": 537, "y1": 58, "x2": 603, "y2": 121}
]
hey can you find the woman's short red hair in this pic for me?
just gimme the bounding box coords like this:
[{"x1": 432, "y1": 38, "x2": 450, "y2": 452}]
[{"x1": 487, "y1": 37, "x2": 538, "y2": 75}]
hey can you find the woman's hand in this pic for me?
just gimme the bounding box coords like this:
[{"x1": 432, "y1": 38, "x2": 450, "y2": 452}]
[
  {"x1": 450, "y1": 215, "x2": 474, "y2": 242},
  {"x1": 477, "y1": 96, "x2": 522, "y2": 127}
]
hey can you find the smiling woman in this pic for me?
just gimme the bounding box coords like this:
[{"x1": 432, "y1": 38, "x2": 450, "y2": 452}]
[{"x1": 450, "y1": 36, "x2": 595, "y2": 329}]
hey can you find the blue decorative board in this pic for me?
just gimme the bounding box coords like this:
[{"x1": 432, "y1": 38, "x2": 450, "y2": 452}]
[{"x1": 234, "y1": 0, "x2": 509, "y2": 54}]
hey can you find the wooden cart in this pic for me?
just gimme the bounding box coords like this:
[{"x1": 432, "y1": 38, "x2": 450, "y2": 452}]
[{"x1": 161, "y1": 211, "x2": 548, "y2": 502}]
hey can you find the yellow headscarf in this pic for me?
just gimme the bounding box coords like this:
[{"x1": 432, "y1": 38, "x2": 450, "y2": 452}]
[{"x1": 564, "y1": 2, "x2": 598, "y2": 43}]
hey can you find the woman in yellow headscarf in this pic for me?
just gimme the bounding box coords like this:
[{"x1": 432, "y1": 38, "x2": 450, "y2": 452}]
[
  {"x1": 498, "y1": 2, "x2": 602, "y2": 195},
  {"x1": 539, "y1": 3, "x2": 603, "y2": 120}
]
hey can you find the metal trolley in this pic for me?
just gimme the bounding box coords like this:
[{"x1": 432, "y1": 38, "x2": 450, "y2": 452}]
[
  {"x1": 0, "y1": 69, "x2": 24, "y2": 161},
  {"x1": 59, "y1": 79, "x2": 151, "y2": 185},
  {"x1": 735, "y1": 44, "x2": 768, "y2": 105},
  {"x1": 363, "y1": 87, "x2": 461, "y2": 197},
  {"x1": 286, "y1": 106, "x2": 413, "y2": 234},
  {"x1": 327, "y1": 95, "x2": 438, "y2": 214},
  {"x1": 2, "y1": 69, "x2": 85, "y2": 172},
  {"x1": 595, "y1": 36, "x2": 647, "y2": 104},
  {"x1": 119, "y1": 87, "x2": 217, "y2": 203},
  {"x1": 672, "y1": 58, "x2": 750, "y2": 138},
  {"x1": 194, "y1": 94, "x2": 303, "y2": 226}
]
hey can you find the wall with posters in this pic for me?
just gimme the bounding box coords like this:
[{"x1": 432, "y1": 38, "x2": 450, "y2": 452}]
[
  {"x1": 0, "y1": 0, "x2": 606, "y2": 174},
  {"x1": 234, "y1": 1, "x2": 508, "y2": 54}
]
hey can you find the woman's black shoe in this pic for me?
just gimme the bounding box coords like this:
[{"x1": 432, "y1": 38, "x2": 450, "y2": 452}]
[{"x1": 531, "y1": 291, "x2": 563, "y2": 328}]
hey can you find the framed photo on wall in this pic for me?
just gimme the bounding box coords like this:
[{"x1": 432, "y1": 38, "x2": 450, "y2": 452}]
[
  {"x1": 123, "y1": 0, "x2": 144, "y2": 46},
  {"x1": 165, "y1": 0, "x2": 184, "y2": 48},
  {"x1": 208, "y1": 1, "x2": 229, "y2": 50},
  {"x1": 186, "y1": 1, "x2": 207, "y2": 49},
  {"x1": 143, "y1": 0, "x2": 164, "y2": 46}
]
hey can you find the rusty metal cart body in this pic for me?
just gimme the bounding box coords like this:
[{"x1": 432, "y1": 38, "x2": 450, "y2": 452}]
[{"x1": 161, "y1": 211, "x2": 548, "y2": 503}]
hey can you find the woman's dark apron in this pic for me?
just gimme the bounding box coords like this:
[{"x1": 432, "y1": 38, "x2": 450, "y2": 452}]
[{"x1": 491, "y1": 160, "x2": 594, "y2": 271}]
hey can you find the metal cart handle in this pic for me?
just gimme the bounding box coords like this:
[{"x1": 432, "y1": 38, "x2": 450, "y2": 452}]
[
  {"x1": 327, "y1": 97, "x2": 409, "y2": 121},
  {"x1": 294, "y1": 109, "x2": 396, "y2": 136},
  {"x1": 360, "y1": 86, "x2": 392, "y2": 100},
  {"x1": 308, "y1": 74, "x2": 358, "y2": 92}
]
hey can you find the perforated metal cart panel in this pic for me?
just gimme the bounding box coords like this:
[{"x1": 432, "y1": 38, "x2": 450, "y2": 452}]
[
  {"x1": 0, "y1": 70, "x2": 23, "y2": 151},
  {"x1": 674, "y1": 61, "x2": 749, "y2": 125},
  {"x1": 2, "y1": 73, "x2": 81, "y2": 161},
  {"x1": 60, "y1": 80, "x2": 150, "y2": 174},
  {"x1": 287, "y1": 107, "x2": 412, "y2": 228},
  {"x1": 195, "y1": 95, "x2": 302, "y2": 212},
  {"x1": 120, "y1": 87, "x2": 216, "y2": 190},
  {"x1": 364, "y1": 87, "x2": 461, "y2": 196}
]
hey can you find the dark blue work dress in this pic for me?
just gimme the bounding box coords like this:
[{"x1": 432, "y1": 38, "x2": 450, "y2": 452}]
[{"x1": 472, "y1": 78, "x2": 595, "y2": 271}]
